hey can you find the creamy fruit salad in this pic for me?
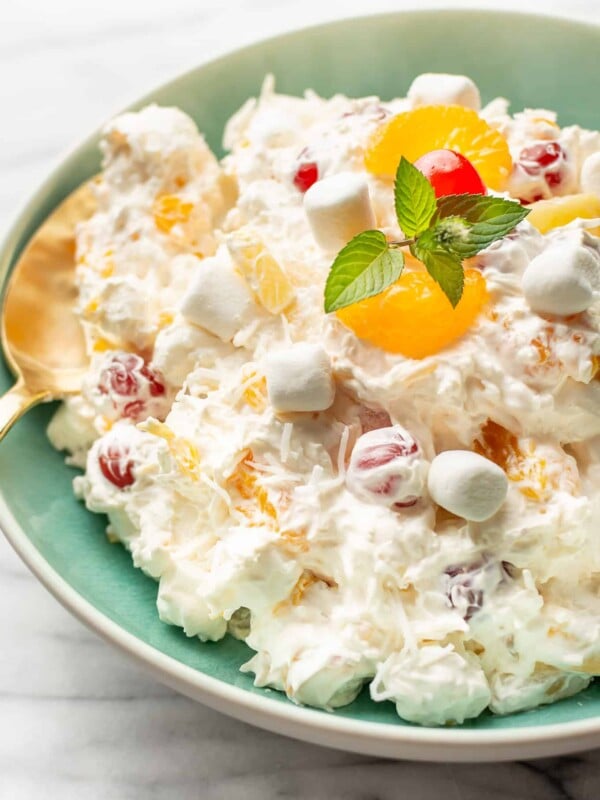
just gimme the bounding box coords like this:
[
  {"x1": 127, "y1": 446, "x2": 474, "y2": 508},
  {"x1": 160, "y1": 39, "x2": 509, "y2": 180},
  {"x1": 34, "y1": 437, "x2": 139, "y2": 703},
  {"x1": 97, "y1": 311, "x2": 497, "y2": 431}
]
[{"x1": 49, "y1": 72, "x2": 600, "y2": 726}]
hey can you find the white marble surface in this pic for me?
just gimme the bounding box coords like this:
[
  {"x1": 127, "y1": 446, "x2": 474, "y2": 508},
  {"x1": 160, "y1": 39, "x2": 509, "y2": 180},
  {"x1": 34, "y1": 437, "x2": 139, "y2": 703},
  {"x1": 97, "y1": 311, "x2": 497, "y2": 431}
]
[{"x1": 2, "y1": 0, "x2": 600, "y2": 796}]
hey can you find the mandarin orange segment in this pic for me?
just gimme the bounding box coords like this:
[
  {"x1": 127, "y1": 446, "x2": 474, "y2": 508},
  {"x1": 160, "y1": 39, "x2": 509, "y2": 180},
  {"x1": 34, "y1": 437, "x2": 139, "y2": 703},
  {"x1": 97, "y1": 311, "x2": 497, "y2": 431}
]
[
  {"x1": 474, "y1": 420, "x2": 578, "y2": 502},
  {"x1": 274, "y1": 569, "x2": 337, "y2": 615},
  {"x1": 153, "y1": 194, "x2": 194, "y2": 234},
  {"x1": 337, "y1": 268, "x2": 488, "y2": 359},
  {"x1": 365, "y1": 105, "x2": 512, "y2": 190},
  {"x1": 526, "y1": 193, "x2": 600, "y2": 234}
]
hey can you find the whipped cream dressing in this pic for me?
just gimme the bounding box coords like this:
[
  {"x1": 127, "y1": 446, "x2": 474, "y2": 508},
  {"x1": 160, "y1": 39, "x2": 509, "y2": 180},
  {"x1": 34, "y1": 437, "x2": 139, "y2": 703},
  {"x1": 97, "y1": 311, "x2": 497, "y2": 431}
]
[{"x1": 48, "y1": 76, "x2": 600, "y2": 725}]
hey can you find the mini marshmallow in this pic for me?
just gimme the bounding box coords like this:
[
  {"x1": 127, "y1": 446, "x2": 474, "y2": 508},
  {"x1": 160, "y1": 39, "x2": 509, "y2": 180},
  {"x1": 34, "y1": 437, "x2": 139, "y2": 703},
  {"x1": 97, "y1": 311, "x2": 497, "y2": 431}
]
[
  {"x1": 522, "y1": 241, "x2": 600, "y2": 316},
  {"x1": 580, "y1": 152, "x2": 600, "y2": 195},
  {"x1": 179, "y1": 247, "x2": 257, "y2": 341},
  {"x1": 427, "y1": 450, "x2": 508, "y2": 522},
  {"x1": 303, "y1": 172, "x2": 376, "y2": 252},
  {"x1": 407, "y1": 73, "x2": 481, "y2": 111},
  {"x1": 264, "y1": 343, "x2": 335, "y2": 413}
]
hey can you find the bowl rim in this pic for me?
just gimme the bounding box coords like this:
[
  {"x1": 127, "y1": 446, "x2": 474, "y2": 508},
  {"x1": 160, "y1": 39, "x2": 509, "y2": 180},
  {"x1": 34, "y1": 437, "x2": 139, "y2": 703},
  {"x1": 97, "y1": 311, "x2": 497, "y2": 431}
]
[{"x1": 2, "y1": 6, "x2": 600, "y2": 761}]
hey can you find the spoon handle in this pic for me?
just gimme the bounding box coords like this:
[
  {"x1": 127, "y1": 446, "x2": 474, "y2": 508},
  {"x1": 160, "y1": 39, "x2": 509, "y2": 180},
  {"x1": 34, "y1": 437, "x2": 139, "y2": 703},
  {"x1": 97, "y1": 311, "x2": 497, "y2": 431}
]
[{"x1": 0, "y1": 381, "x2": 49, "y2": 442}]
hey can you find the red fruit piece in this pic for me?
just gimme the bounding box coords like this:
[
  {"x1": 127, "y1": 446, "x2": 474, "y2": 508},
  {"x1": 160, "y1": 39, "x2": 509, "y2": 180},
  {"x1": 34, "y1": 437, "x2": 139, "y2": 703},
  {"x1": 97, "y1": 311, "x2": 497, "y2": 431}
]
[
  {"x1": 444, "y1": 559, "x2": 510, "y2": 621},
  {"x1": 293, "y1": 161, "x2": 319, "y2": 193},
  {"x1": 519, "y1": 141, "x2": 563, "y2": 173},
  {"x1": 140, "y1": 363, "x2": 167, "y2": 397},
  {"x1": 98, "y1": 352, "x2": 167, "y2": 422},
  {"x1": 122, "y1": 399, "x2": 146, "y2": 420},
  {"x1": 357, "y1": 439, "x2": 418, "y2": 470},
  {"x1": 444, "y1": 563, "x2": 484, "y2": 622},
  {"x1": 518, "y1": 141, "x2": 566, "y2": 193},
  {"x1": 98, "y1": 353, "x2": 139, "y2": 397},
  {"x1": 413, "y1": 149, "x2": 486, "y2": 198},
  {"x1": 98, "y1": 442, "x2": 135, "y2": 489},
  {"x1": 371, "y1": 475, "x2": 401, "y2": 496},
  {"x1": 394, "y1": 497, "x2": 418, "y2": 510},
  {"x1": 346, "y1": 425, "x2": 424, "y2": 510}
]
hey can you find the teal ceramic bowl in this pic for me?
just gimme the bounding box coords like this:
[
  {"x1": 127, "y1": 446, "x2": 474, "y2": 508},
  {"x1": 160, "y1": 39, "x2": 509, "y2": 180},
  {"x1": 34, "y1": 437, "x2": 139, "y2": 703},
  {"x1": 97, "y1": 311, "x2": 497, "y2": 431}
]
[{"x1": 2, "y1": 9, "x2": 600, "y2": 762}]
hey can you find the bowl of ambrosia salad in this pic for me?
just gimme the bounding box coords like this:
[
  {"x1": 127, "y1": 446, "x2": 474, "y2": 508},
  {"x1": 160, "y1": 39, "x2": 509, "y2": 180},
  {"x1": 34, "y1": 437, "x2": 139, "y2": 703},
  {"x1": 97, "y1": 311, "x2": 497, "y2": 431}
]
[{"x1": 3, "y1": 9, "x2": 600, "y2": 762}]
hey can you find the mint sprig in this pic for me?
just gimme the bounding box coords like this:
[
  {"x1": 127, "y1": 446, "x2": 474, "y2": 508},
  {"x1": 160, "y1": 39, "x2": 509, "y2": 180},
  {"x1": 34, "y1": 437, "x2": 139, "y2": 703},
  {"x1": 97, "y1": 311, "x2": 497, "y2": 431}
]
[
  {"x1": 323, "y1": 158, "x2": 529, "y2": 313},
  {"x1": 434, "y1": 194, "x2": 532, "y2": 258},
  {"x1": 412, "y1": 243, "x2": 464, "y2": 308},
  {"x1": 324, "y1": 230, "x2": 404, "y2": 313},
  {"x1": 394, "y1": 156, "x2": 437, "y2": 237}
]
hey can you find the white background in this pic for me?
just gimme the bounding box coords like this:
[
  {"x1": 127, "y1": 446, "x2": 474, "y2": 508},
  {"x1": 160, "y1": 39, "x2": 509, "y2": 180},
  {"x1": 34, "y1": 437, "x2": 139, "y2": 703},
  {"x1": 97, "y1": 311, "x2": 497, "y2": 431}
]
[{"x1": 2, "y1": 1, "x2": 600, "y2": 797}]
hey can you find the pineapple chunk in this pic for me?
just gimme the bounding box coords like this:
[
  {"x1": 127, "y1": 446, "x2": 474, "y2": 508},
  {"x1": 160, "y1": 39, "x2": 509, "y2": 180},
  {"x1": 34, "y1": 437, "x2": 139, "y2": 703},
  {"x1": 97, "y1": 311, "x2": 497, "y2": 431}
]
[
  {"x1": 527, "y1": 193, "x2": 600, "y2": 234},
  {"x1": 227, "y1": 228, "x2": 294, "y2": 314}
]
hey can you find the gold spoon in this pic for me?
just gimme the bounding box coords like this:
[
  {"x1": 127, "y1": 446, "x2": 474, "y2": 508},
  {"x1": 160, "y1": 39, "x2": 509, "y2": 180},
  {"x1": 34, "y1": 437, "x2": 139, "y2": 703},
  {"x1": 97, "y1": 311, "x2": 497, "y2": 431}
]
[{"x1": 0, "y1": 181, "x2": 96, "y2": 441}]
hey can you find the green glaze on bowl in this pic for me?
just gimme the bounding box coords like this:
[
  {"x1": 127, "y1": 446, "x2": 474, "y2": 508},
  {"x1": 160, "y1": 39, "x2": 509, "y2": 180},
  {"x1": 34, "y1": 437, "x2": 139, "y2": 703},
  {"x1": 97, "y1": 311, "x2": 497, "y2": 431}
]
[{"x1": 1, "y1": 9, "x2": 600, "y2": 761}]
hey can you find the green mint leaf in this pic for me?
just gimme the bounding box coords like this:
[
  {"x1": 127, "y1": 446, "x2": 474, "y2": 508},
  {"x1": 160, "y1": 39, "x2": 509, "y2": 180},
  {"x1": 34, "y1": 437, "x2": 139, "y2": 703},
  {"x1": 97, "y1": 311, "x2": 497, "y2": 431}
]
[
  {"x1": 394, "y1": 156, "x2": 437, "y2": 238},
  {"x1": 411, "y1": 240, "x2": 464, "y2": 308},
  {"x1": 418, "y1": 216, "x2": 472, "y2": 253},
  {"x1": 434, "y1": 194, "x2": 530, "y2": 257},
  {"x1": 324, "y1": 230, "x2": 404, "y2": 313}
]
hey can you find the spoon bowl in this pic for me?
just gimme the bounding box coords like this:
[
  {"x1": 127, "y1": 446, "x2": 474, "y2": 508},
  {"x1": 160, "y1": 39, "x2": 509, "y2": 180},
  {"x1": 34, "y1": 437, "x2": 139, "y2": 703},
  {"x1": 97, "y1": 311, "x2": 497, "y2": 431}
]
[{"x1": 0, "y1": 181, "x2": 95, "y2": 439}]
